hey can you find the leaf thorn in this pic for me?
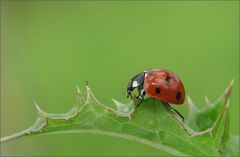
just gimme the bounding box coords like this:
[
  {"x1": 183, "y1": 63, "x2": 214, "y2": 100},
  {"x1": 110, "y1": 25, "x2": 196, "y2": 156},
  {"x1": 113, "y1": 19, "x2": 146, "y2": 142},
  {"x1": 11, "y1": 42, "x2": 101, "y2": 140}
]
[
  {"x1": 34, "y1": 101, "x2": 47, "y2": 117},
  {"x1": 187, "y1": 96, "x2": 199, "y2": 113},
  {"x1": 224, "y1": 99, "x2": 230, "y2": 109},
  {"x1": 223, "y1": 78, "x2": 234, "y2": 98},
  {"x1": 75, "y1": 85, "x2": 82, "y2": 96},
  {"x1": 204, "y1": 95, "x2": 211, "y2": 106}
]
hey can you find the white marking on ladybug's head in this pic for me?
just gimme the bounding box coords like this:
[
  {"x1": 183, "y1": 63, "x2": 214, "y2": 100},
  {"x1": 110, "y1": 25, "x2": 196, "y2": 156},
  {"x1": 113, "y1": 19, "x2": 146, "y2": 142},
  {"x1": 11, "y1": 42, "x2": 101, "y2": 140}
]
[{"x1": 132, "y1": 81, "x2": 139, "y2": 88}]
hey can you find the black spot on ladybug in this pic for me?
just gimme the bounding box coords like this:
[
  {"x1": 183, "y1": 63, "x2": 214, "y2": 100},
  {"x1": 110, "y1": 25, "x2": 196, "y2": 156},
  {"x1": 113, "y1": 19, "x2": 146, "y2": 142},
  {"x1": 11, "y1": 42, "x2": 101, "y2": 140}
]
[
  {"x1": 176, "y1": 92, "x2": 181, "y2": 100},
  {"x1": 165, "y1": 76, "x2": 171, "y2": 83},
  {"x1": 155, "y1": 88, "x2": 161, "y2": 94}
]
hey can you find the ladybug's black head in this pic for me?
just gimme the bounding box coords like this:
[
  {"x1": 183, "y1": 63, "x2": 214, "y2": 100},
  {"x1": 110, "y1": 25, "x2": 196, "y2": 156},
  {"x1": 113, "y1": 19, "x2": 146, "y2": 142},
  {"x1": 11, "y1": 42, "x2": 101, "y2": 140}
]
[
  {"x1": 127, "y1": 81, "x2": 134, "y2": 91},
  {"x1": 126, "y1": 72, "x2": 145, "y2": 98}
]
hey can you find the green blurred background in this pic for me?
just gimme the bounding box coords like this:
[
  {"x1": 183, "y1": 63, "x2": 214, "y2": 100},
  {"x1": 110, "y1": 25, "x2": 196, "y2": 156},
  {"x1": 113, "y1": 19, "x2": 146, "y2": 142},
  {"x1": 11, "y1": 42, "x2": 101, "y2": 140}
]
[{"x1": 1, "y1": 1, "x2": 239, "y2": 156}]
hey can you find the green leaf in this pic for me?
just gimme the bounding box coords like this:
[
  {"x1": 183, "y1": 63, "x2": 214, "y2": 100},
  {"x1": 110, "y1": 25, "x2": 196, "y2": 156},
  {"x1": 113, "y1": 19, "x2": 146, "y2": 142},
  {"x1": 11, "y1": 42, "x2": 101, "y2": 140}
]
[
  {"x1": 223, "y1": 135, "x2": 240, "y2": 156},
  {"x1": 1, "y1": 81, "x2": 239, "y2": 156}
]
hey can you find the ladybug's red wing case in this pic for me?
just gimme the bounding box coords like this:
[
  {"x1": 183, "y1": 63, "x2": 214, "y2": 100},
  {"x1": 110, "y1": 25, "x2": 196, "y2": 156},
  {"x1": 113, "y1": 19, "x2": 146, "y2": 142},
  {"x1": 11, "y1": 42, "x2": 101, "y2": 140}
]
[{"x1": 143, "y1": 69, "x2": 185, "y2": 104}]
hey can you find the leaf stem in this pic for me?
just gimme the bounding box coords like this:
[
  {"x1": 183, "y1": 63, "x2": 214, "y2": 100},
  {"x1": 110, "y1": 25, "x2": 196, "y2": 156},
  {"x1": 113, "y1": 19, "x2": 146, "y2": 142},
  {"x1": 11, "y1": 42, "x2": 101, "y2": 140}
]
[{"x1": 1, "y1": 128, "x2": 30, "y2": 143}]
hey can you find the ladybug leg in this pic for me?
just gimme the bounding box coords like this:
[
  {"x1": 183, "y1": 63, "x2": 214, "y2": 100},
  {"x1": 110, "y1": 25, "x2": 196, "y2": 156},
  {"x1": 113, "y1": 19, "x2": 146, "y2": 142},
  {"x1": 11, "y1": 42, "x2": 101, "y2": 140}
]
[
  {"x1": 136, "y1": 85, "x2": 144, "y2": 98},
  {"x1": 171, "y1": 107, "x2": 185, "y2": 122},
  {"x1": 136, "y1": 100, "x2": 143, "y2": 107},
  {"x1": 141, "y1": 91, "x2": 146, "y2": 100},
  {"x1": 127, "y1": 91, "x2": 133, "y2": 99},
  {"x1": 137, "y1": 88, "x2": 142, "y2": 99},
  {"x1": 136, "y1": 91, "x2": 146, "y2": 108},
  {"x1": 163, "y1": 102, "x2": 184, "y2": 122}
]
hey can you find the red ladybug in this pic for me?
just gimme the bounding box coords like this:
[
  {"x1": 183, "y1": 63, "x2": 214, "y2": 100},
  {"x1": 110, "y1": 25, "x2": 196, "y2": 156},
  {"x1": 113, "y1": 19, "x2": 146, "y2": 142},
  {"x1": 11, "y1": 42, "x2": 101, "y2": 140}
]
[{"x1": 127, "y1": 69, "x2": 185, "y2": 119}]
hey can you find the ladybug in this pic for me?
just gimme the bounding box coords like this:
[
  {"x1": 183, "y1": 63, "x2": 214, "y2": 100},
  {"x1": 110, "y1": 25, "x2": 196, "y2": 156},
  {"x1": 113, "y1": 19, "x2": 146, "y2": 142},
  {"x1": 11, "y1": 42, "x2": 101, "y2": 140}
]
[{"x1": 127, "y1": 68, "x2": 185, "y2": 120}]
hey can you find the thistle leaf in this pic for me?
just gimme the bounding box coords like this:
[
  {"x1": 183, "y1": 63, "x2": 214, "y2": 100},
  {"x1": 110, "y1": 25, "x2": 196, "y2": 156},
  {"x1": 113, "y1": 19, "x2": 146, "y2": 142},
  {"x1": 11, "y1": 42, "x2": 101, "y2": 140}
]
[{"x1": 1, "y1": 81, "x2": 238, "y2": 156}]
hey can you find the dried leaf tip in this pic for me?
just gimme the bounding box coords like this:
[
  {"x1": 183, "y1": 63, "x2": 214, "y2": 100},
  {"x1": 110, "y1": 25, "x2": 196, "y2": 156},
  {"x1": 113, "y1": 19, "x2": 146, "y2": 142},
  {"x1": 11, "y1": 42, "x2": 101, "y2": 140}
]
[
  {"x1": 223, "y1": 79, "x2": 234, "y2": 98},
  {"x1": 111, "y1": 99, "x2": 134, "y2": 118}
]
